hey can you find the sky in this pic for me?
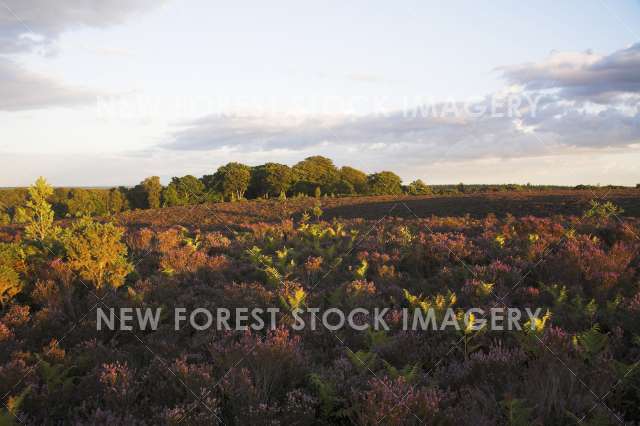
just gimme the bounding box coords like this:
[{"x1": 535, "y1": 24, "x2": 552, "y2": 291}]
[{"x1": 1, "y1": 0, "x2": 639, "y2": 186}]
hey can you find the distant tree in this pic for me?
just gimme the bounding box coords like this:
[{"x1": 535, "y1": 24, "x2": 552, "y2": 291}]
[
  {"x1": 407, "y1": 179, "x2": 431, "y2": 195},
  {"x1": 50, "y1": 187, "x2": 71, "y2": 218},
  {"x1": 334, "y1": 180, "x2": 355, "y2": 195},
  {"x1": 128, "y1": 176, "x2": 163, "y2": 209},
  {"x1": 163, "y1": 175, "x2": 205, "y2": 206},
  {"x1": 61, "y1": 216, "x2": 132, "y2": 291},
  {"x1": 161, "y1": 185, "x2": 180, "y2": 207},
  {"x1": 141, "y1": 176, "x2": 162, "y2": 209},
  {"x1": 0, "y1": 211, "x2": 10, "y2": 226},
  {"x1": 107, "y1": 188, "x2": 129, "y2": 214},
  {"x1": 250, "y1": 163, "x2": 293, "y2": 198},
  {"x1": 340, "y1": 166, "x2": 368, "y2": 194},
  {"x1": 211, "y1": 163, "x2": 251, "y2": 201},
  {"x1": 66, "y1": 188, "x2": 108, "y2": 217},
  {"x1": 15, "y1": 177, "x2": 59, "y2": 241},
  {"x1": 367, "y1": 171, "x2": 403, "y2": 195},
  {"x1": 292, "y1": 156, "x2": 339, "y2": 194},
  {"x1": 0, "y1": 243, "x2": 23, "y2": 309}
]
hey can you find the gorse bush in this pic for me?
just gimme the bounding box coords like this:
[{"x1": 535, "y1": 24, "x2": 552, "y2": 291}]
[{"x1": 61, "y1": 217, "x2": 132, "y2": 291}]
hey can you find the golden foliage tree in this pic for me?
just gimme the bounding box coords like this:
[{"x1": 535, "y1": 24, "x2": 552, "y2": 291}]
[
  {"x1": 0, "y1": 243, "x2": 24, "y2": 309},
  {"x1": 16, "y1": 177, "x2": 59, "y2": 242},
  {"x1": 61, "y1": 217, "x2": 132, "y2": 290}
]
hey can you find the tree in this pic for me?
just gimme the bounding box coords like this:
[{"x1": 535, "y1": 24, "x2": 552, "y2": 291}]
[
  {"x1": 61, "y1": 217, "x2": 132, "y2": 290},
  {"x1": 16, "y1": 177, "x2": 59, "y2": 242},
  {"x1": 334, "y1": 180, "x2": 355, "y2": 195},
  {"x1": 250, "y1": 163, "x2": 293, "y2": 198},
  {"x1": 211, "y1": 163, "x2": 251, "y2": 201},
  {"x1": 367, "y1": 171, "x2": 403, "y2": 195},
  {"x1": 340, "y1": 166, "x2": 368, "y2": 194},
  {"x1": 407, "y1": 179, "x2": 431, "y2": 195},
  {"x1": 0, "y1": 243, "x2": 23, "y2": 309},
  {"x1": 292, "y1": 156, "x2": 339, "y2": 194},
  {"x1": 162, "y1": 175, "x2": 205, "y2": 206},
  {"x1": 128, "y1": 177, "x2": 163, "y2": 209},
  {"x1": 0, "y1": 211, "x2": 10, "y2": 226},
  {"x1": 107, "y1": 188, "x2": 129, "y2": 214},
  {"x1": 141, "y1": 176, "x2": 162, "y2": 209},
  {"x1": 66, "y1": 188, "x2": 107, "y2": 217}
]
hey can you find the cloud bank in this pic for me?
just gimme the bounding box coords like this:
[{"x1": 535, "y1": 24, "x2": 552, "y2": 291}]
[
  {"x1": 0, "y1": 0, "x2": 165, "y2": 54},
  {"x1": 0, "y1": 0, "x2": 165, "y2": 110},
  {"x1": 499, "y1": 43, "x2": 640, "y2": 103},
  {"x1": 160, "y1": 43, "x2": 640, "y2": 165}
]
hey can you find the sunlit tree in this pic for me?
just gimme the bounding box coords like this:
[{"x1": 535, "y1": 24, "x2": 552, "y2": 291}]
[
  {"x1": 16, "y1": 177, "x2": 59, "y2": 241},
  {"x1": 367, "y1": 171, "x2": 403, "y2": 195},
  {"x1": 61, "y1": 217, "x2": 132, "y2": 290}
]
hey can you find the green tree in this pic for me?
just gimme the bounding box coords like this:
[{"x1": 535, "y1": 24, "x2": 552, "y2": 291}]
[
  {"x1": 250, "y1": 163, "x2": 293, "y2": 198},
  {"x1": 141, "y1": 176, "x2": 162, "y2": 209},
  {"x1": 211, "y1": 162, "x2": 251, "y2": 200},
  {"x1": 61, "y1": 217, "x2": 132, "y2": 290},
  {"x1": 161, "y1": 185, "x2": 180, "y2": 207},
  {"x1": 334, "y1": 180, "x2": 355, "y2": 195},
  {"x1": 162, "y1": 175, "x2": 205, "y2": 206},
  {"x1": 340, "y1": 166, "x2": 368, "y2": 194},
  {"x1": 407, "y1": 179, "x2": 431, "y2": 195},
  {"x1": 367, "y1": 171, "x2": 403, "y2": 195},
  {"x1": 128, "y1": 176, "x2": 163, "y2": 209},
  {"x1": 107, "y1": 188, "x2": 129, "y2": 214},
  {"x1": 292, "y1": 156, "x2": 339, "y2": 194},
  {"x1": 16, "y1": 177, "x2": 59, "y2": 241},
  {"x1": 66, "y1": 188, "x2": 109, "y2": 217}
]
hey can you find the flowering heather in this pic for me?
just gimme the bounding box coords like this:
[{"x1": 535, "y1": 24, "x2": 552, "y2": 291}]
[{"x1": 0, "y1": 192, "x2": 639, "y2": 424}]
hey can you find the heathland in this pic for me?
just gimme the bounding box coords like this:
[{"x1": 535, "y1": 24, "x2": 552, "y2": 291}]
[{"x1": 0, "y1": 177, "x2": 639, "y2": 424}]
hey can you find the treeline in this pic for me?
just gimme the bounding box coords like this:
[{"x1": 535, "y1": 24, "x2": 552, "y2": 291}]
[{"x1": 1, "y1": 155, "x2": 637, "y2": 223}]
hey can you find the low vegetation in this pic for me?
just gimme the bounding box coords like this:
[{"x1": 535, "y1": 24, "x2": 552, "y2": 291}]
[
  {"x1": 0, "y1": 178, "x2": 638, "y2": 424},
  {"x1": 3, "y1": 156, "x2": 635, "y2": 225}
]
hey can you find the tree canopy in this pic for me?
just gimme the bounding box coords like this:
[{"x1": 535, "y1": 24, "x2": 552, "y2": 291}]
[
  {"x1": 250, "y1": 163, "x2": 293, "y2": 198},
  {"x1": 163, "y1": 175, "x2": 205, "y2": 207},
  {"x1": 209, "y1": 162, "x2": 252, "y2": 201},
  {"x1": 292, "y1": 156, "x2": 340, "y2": 194},
  {"x1": 368, "y1": 171, "x2": 403, "y2": 195}
]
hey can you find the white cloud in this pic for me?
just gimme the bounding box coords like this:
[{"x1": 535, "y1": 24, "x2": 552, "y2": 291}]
[
  {"x1": 499, "y1": 43, "x2": 640, "y2": 102},
  {"x1": 0, "y1": 57, "x2": 101, "y2": 111},
  {"x1": 0, "y1": 0, "x2": 167, "y2": 54},
  {"x1": 158, "y1": 42, "x2": 640, "y2": 167},
  {"x1": 0, "y1": 0, "x2": 166, "y2": 110}
]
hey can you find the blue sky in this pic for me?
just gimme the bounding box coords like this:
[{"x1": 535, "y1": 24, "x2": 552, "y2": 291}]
[{"x1": 1, "y1": 0, "x2": 639, "y2": 186}]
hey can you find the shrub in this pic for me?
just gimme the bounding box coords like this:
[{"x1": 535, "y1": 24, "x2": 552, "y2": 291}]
[
  {"x1": 61, "y1": 217, "x2": 132, "y2": 290},
  {"x1": 15, "y1": 177, "x2": 60, "y2": 242}
]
